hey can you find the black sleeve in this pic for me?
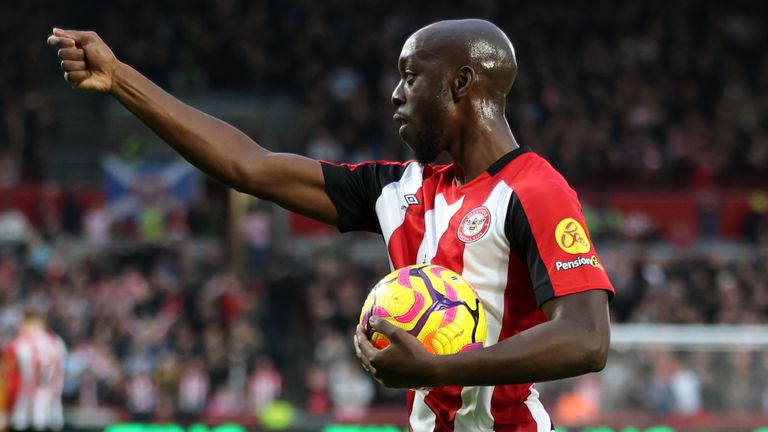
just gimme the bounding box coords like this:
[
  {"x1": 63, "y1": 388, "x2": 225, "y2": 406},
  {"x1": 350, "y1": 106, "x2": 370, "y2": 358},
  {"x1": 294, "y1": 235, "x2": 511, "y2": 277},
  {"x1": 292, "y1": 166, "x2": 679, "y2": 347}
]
[
  {"x1": 504, "y1": 191, "x2": 556, "y2": 307},
  {"x1": 321, "y1": 161, "x2": 409, "y2": 233}
]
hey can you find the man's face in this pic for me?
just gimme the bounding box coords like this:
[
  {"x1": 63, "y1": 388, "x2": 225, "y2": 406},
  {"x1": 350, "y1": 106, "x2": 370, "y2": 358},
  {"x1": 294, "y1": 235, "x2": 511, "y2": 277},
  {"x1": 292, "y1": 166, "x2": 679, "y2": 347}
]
[{"x1": 391, "y1": 36, "x2": 453, "y2": 164}]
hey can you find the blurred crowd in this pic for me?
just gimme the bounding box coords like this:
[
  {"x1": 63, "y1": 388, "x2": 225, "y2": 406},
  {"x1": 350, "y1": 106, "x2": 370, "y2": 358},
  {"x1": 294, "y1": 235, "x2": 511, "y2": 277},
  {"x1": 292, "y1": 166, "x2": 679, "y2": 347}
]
[
  {"x1": 1, "y1": 0, "x2": 768, "y2": 187},
  {"x1": 541, "y1": 348, "x2": 768, "y2": 427},
  {"x1": 0, "y1": 227, "x2": 387, "y2": 422},
  {"x1": 609, "y1": 249, "x2": 768, "y2": 324}
]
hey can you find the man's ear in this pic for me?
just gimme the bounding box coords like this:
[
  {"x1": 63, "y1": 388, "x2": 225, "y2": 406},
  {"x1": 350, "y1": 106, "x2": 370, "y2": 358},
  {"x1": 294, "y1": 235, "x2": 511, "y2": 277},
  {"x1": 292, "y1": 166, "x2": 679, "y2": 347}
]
[{"x1": 453, "y1": 66, "x2": 476, "y2": 100}]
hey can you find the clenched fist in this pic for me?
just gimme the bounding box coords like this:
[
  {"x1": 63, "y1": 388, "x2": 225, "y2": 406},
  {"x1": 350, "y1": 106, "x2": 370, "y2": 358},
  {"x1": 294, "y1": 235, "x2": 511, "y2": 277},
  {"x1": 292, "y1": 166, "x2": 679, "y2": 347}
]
[{"x1": 46, "y1": 28, "x2": 118, "y2": 92}]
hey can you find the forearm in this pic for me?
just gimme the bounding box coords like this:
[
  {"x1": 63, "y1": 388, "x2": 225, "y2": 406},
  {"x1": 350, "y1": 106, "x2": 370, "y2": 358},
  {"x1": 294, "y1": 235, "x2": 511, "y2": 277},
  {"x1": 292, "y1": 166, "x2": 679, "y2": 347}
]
[
  {"x1": 431, "y1": 318, "x2": 609, "y2": 387},
  {"x1": 110, "y1": 62, "x2": 265, "y2": 189}
]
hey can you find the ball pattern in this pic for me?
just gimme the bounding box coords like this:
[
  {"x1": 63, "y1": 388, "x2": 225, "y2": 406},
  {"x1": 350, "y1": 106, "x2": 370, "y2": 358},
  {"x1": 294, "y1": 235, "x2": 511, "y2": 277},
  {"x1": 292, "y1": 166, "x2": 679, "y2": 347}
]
[{"x1": 360, "y1": 264, "x2": 487, "y2": 355}]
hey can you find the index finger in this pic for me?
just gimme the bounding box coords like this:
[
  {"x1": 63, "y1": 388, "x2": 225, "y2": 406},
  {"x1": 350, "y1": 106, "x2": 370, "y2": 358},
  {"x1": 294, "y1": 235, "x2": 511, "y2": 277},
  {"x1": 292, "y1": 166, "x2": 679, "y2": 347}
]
[{"x1": 47, "y1": 36, "x2": 75, "y2": 49}]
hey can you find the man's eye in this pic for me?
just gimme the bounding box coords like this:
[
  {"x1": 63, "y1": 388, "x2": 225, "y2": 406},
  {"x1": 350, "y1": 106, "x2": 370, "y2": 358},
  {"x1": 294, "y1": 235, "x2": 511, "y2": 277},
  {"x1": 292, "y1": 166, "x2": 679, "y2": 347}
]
[{"x1": 406, "y1": 75, "x2": 415, "y2": 85}]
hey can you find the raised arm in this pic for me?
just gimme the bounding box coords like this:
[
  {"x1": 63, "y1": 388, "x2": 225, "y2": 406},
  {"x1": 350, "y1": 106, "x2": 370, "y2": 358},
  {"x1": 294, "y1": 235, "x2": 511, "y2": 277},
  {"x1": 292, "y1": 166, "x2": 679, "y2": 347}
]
[{"x1": 47, "y1": 28, "x2": 338, "y2": 225}]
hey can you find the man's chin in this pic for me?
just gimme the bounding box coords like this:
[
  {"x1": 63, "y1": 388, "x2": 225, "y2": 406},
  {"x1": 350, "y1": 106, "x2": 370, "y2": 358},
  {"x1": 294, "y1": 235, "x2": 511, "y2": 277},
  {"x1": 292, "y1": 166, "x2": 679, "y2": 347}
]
[
  {"x1": 413, "y1": 150, "x2": 439, "y2": 164},
  {"x1": 403, "y1": 138, "x2": 439, "y2": 164}
]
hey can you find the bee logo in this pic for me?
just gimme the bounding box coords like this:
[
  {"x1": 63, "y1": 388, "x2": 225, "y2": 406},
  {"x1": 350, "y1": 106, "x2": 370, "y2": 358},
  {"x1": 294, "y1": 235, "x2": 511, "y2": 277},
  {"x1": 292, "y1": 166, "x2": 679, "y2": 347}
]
[{"x1": 458, "y1": 207, "x2": 491, "y2": 243}]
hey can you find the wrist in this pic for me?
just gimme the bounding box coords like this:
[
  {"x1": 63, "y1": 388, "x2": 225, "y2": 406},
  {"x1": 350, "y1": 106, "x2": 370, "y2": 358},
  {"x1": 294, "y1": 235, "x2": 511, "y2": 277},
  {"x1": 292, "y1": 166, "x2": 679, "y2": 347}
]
[
  {"x1": 109, "y1": 61, "x2": 129, "y2": 95},
  {"x1": 425, "y1": 354, "x2": 450, "y2": 387}
]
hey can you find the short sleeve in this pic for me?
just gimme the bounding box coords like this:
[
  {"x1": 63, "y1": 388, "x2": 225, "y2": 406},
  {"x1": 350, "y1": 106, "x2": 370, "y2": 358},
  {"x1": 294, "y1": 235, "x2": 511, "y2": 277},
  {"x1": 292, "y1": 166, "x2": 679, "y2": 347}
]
[
  {"x1": 506, "y1": 182, "x2": 615, "y2": 307},
  {"x1": 321, "y1": 161, "x2": 409, "y2": 233}
]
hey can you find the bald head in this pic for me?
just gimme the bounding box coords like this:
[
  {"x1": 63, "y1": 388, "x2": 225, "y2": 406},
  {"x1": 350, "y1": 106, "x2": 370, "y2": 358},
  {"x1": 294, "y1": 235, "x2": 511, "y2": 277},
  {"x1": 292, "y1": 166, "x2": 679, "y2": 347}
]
[
  {"x1": 403, "y1": 19, "x2": 517, "y2": 97},
  {"x1": 391, "y1": 19, "x2": 518, "y2": 164}
]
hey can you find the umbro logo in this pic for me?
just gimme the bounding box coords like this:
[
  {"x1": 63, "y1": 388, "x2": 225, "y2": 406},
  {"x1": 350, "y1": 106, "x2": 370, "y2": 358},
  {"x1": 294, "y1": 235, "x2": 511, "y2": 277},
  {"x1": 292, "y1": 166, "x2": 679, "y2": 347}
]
[{"x1": 404, "y1": 194, "x2": 419, "y2": 205}]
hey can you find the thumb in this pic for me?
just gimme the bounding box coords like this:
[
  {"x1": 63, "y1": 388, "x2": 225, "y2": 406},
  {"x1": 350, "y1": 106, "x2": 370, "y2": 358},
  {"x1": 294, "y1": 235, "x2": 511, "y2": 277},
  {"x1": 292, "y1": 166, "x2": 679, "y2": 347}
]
[
  {"x1": 53, "y1": 28, "x2": 97, "y2": 45},
  {"x1": 370, "y1": 316, "x2": 404, "y2": 341}
]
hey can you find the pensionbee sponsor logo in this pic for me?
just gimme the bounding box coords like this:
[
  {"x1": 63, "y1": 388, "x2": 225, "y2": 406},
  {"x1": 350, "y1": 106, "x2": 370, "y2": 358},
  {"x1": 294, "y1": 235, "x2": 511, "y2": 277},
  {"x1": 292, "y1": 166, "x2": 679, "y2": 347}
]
[
  {"x1": 555, "y1": 255, "x2": 603, "y2": 272},
  {"x1": 555, "y1": 218, "x2": 591, "y2": 254}
]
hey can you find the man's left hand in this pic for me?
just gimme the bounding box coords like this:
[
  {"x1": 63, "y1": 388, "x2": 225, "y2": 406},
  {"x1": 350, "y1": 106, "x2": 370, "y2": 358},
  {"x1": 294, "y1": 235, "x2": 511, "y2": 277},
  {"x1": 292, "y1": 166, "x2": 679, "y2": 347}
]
[{"x1": 354, "y1": 316, "x2": 437, "y2": 388}]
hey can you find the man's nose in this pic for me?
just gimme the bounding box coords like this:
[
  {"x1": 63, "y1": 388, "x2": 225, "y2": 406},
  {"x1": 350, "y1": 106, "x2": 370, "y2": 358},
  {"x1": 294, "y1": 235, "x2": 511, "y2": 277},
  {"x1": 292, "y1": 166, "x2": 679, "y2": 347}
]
[{"x1": 391, "y1": 81, "x2": 405, "y2": 106}]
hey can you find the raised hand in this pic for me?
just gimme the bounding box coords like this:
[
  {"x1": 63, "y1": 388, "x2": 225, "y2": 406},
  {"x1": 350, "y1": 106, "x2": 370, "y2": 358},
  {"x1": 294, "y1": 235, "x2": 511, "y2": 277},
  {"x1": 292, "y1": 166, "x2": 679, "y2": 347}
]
[{"x1": 46, "y1": 28, "x2": 118, "y2": 92}]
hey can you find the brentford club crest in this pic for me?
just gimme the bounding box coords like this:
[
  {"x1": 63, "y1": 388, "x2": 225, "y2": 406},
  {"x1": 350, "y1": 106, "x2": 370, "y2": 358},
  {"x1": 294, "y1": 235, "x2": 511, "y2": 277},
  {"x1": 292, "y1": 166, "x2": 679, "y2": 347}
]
[{"x1": 457, "y1": 206, "x2": 491, "y2": 243}]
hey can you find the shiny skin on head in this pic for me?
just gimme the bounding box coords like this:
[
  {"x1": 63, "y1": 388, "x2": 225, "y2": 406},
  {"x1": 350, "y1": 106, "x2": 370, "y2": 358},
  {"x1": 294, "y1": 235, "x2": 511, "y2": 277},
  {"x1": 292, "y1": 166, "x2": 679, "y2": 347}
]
[{"x1": 390, "y1": 19, "x2": 518, "y2": 164}]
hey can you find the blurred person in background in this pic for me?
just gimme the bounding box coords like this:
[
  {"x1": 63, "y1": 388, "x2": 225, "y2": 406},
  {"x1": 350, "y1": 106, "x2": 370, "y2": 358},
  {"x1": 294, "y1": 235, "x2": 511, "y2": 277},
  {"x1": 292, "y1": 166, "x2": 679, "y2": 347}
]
[
  {"x1": 247, "y1": 357, "x2": 282, "y2": 416},
  {"x1": 646, "y1": 352, "x2": 701, "y2": 416},
  {"x1": 239, "y1": 200, "x2": 272, "y2": 274},
  {"x1": 552, "y1": 375, "x2": 601, "y2": 428},
  {"x1": 328, "y1": 357, "x2": 375, "y2": 422},
  {"x1": 303, "y1": 366, "x2": 331, "y2": 418},
  {"x1": 0, "y1": 198, "x2": 31, "y2": 256},
  {"x1": 176, "y1": 358, "x2": 208, "y2": 424},
  {"x1": 125, "y1": 371, "x2": 157, "y2": 423},
  {"x1": 0, "y1": 309, "x2": 66, "y2": 432}
]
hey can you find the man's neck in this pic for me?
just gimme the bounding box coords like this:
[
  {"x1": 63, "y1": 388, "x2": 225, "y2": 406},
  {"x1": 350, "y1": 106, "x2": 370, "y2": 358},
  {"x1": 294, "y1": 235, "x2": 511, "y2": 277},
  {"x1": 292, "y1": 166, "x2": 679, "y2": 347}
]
[{"x1": 450, "y1": 121, "x2": 519, "y2": 184}]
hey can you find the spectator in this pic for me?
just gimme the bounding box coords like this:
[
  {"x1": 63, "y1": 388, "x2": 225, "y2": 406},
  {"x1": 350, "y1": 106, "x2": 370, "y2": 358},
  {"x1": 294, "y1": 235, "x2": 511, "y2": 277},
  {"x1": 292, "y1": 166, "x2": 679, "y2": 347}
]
[
  {"x1": 0, "y1": 309, "x2": 67, "y2": 432},
  {"x1": 0, "y1": 198, "x2": 31, "y2": 249},
  {"x1": 304, "y1": 365, "x2": 332, "y2": 418},
  {"x1": 177, "y1": 358, "x2": 208, "y2": 424},
  {"x1": 125, "y1": 372, "x2": 157, "y2": 422},
  {"x1": 239, "y1": 201, "x2": 272, "y2": 273},
  {"x1": 328, "y1": 358, "x2": 375, "y2": 422},
  {"x1": 247, "y1": 357, "x2": 283, "y2": 415}
]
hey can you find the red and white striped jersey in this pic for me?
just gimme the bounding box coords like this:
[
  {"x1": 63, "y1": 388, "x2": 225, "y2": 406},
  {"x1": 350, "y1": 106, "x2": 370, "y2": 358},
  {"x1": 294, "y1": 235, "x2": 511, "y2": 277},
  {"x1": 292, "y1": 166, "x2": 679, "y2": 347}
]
[
  {"x1": 248, "y1": 367, "x2": 283, "y2": 413},
  {"x1": 2, "y1": 330, "x2": 67, "y2": 431},
  {"x1": 322, "y1": 147, "x2": 615, "y2": 431},
  {"x1": 126, "y1": 373, "x2": 157, "y2": 414},
  {"x1": 178, "y1": 366, "x2": 209, "y2": 414}
]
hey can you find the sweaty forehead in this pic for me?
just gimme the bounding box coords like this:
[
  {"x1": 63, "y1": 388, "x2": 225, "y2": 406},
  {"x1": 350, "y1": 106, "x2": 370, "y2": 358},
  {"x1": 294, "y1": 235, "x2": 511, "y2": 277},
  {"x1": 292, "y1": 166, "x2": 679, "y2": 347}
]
[
  {"x1": 398, "y1": 31, "x2": 457, "y2": 70},
  {"x1": 399, "y1": 34, "x2": 428, "y2": 68},
  {"x1": 400, "y1": 34, "x2": 420, "y2": 59}
]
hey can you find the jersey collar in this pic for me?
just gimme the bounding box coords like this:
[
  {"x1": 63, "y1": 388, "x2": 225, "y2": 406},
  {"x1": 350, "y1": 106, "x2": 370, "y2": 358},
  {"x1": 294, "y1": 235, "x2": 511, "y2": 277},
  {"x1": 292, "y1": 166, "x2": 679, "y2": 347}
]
[{"x1": 486, "y1": 146, "x2": 533, "y2": 176}]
